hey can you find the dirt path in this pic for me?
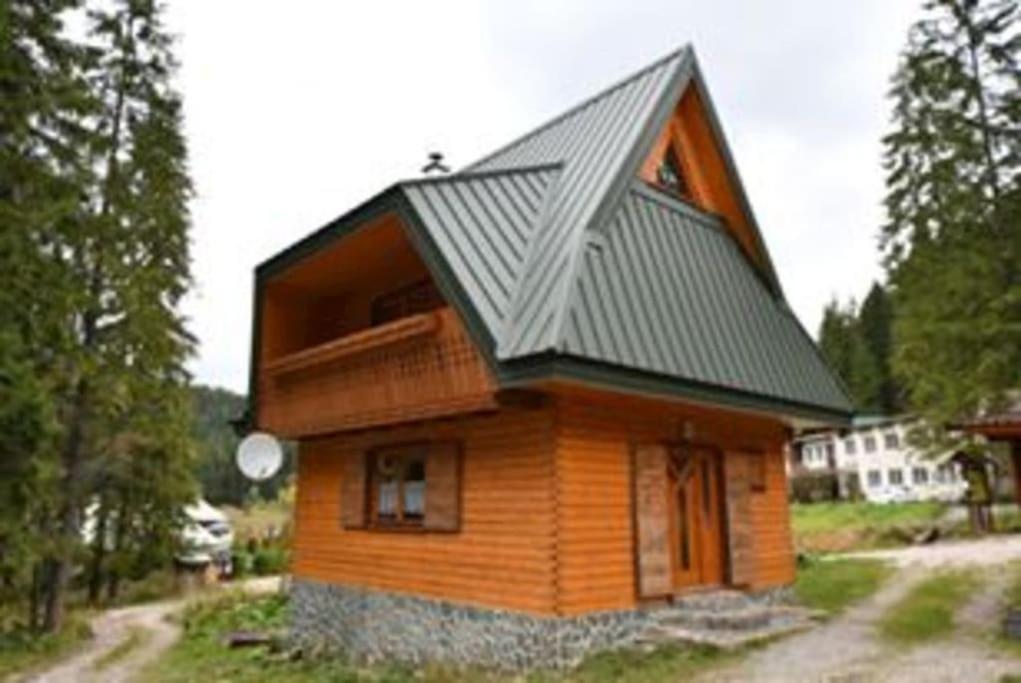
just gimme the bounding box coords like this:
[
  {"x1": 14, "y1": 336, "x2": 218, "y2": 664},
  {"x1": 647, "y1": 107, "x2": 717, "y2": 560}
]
[
  {"x1": 697, "y1": 538, "x2": 1021, "y2": 683},
  {"x1": 19, "y1": 576, "x2": 281, "y2": 683}
]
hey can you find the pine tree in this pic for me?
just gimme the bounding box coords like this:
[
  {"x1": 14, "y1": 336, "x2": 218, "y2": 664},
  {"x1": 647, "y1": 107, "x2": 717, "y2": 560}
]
[
  {"x1": 858, "y1": 282, "x2": 904, "y2": 413},
  {"x1": 882, "y1": 0, "x2": 1021, "y2": 436},
  {"x1": 42, "y1": 0, "x2": 197, "y2": 628},
  {"x1": 0, "y1": 0, "x2": 94, "y2": 627},
  {"x1": 818, "y1": 299, "x2": 882, "y2": 412}
]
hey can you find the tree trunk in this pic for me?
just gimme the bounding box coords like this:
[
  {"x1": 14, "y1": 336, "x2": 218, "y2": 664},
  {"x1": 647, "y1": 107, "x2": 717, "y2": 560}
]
[
  {"x1": 106, "y1": 501, "x2": 128, "y2": 602},
  {"x1": 87, "y1": 499, "x2": 109, "y2": 605},
  {"x1": 28, "y1": 561, "x2": 42, "y2": 631},
  {"x1": 42, "y1": 380, "x2": 88, "y2": 632}
]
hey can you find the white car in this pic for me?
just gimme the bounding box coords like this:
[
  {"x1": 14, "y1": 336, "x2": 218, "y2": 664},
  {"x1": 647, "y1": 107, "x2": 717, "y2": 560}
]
[{"x1": 177, "y1": 499, "x2": 234, "y2": 571}]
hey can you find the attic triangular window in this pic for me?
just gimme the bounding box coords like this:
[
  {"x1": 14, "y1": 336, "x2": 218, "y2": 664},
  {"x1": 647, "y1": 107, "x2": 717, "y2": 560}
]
[{"x1": 656, "y1": 146, "x2": 690, "y2": 198}]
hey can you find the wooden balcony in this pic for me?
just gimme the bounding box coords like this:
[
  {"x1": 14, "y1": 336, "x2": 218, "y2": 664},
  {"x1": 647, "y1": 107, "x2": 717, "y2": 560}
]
[{"x1": 257, "y1": 307, "x2": 498, "y2": 437}]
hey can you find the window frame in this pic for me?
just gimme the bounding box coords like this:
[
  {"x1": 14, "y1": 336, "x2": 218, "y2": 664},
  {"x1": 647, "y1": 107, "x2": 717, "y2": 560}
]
[{"x1": 367, "y1": 442, "x2": 429, "y2": 531}]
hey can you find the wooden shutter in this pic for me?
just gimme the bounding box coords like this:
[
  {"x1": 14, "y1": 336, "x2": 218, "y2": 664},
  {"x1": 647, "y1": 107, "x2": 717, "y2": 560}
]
[
  {"x1": 724, "y1": 451, "x2": 758, "y2": 586},
  {"x1": 633, "y1": 444, "x2": 672, "y2": 598},
  {"x1": 341, "y1": 450, "x2": 367, "y2": 529},
  {"x1": 424, "y1": 442, "x2": 461, "y2": 531}
]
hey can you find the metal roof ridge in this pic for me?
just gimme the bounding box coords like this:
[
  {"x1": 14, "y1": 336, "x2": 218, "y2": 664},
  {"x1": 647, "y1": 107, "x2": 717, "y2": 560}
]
[
  {"x1": 397, "y1": 161, "x2": 565, "y2": 188},
  {"x1": 546, "y1": 50, "x2": 696, "y2": 353},
  {"x1": 462, "y1": 44, "x2": 693, "y2": 172}
]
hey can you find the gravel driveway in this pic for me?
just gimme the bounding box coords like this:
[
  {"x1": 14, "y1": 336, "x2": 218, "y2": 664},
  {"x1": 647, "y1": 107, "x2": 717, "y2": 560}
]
[
  {"x1": 19, "y1": 576, "x2": 281, "y2": 683},
  {"x1": 697, "y1": 537, "x2": 1021, "y2": 683}
]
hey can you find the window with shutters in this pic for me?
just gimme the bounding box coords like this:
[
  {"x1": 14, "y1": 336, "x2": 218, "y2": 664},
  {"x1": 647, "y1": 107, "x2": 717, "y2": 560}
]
[
  {"x1": 369, "y1": 444, "x2": 427, "y2": 527},
  {"x1": 355, "y1": 441, "x2": 462, "y2": 532}
]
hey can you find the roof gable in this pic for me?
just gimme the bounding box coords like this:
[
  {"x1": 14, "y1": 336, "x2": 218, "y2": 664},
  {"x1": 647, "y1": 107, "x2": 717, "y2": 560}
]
[{"x1": 256, "y1": 45, "x2": 853, "y2": 422}]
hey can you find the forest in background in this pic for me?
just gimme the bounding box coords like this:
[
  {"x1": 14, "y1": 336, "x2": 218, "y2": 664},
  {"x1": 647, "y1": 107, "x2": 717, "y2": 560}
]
[{"x1": 190, "y1": 385, "x2": 292, "y2": 506}]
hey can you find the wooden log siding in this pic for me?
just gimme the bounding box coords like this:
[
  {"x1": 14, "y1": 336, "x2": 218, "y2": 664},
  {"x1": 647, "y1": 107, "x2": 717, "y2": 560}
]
[
  {"x1": 292, "y1": 388, "x2": 796, "y2": 617},
  {"x1": 551, "y1": 390, "x2": 796, "y2": 614},
  {"x1": 723, "y1": 451, "x2": 757, "y2": 586},
  {"x1": 292, "y1": 407, "x2": 559, "y2": 614}
]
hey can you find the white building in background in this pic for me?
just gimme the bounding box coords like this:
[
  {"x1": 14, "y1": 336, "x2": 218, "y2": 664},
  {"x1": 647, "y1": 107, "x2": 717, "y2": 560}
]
[{"x1": 793, "y1": 416, "x2": 966, "y2": 503}]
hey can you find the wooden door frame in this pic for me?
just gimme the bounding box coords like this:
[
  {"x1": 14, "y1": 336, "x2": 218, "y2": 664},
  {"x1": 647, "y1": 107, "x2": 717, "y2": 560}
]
[{"x1": 666, "y1": 442, "x2": 726, "y2": 593}]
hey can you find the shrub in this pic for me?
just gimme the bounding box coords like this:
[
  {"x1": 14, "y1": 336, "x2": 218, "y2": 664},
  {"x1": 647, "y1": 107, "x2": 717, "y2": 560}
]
[{"x1": 789, "y1": 470, "x2": 840, "y2": 503}]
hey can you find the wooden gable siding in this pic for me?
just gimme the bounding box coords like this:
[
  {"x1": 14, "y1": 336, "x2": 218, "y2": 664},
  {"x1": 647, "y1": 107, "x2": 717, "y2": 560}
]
[
  {"x1": 551, "y1": 388, "x2": 795, "y2": 615},
  {"x1": 292, "y1": 406, "x2": 559, "y2": 614},
  {"x1": 639, "y1": 86, "x2": 768, "y2": 278}
]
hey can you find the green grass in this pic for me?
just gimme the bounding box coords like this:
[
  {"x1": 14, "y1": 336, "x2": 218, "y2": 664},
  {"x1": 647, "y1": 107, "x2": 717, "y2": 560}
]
[
  {"x1": 791, "y1": 501, "x2": 946, "y2": 552},
  {"x1": 879, "y1": 570, "x2": 980, "y2": 644},
  {"x1": 92, "y1": 626, "x2": 150, "y2": 671},
  {"x1": 0, "y1": 613, "x2": 93, "y2": 678},
  {"x1": 794, "y1": 557, "x2": 892, "y2": 614},
  {"x1": 143, "y1": 592, "x2": 733, "y2": 683}
]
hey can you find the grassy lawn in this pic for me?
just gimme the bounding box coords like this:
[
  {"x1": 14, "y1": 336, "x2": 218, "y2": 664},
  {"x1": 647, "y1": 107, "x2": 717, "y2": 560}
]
[
  {"x1": 791, "y1": 501, "x2": 946, "y2": 552},
  {"x1": 0, "y1": 612, "x2": 93, "y2": 679},
  {"x1": 794, "y1": 556, "x2": 892, "y2": 614},
  {"x1": 879, "y1": 570, "x2": 980, "y2": 644},
  {"x1": 142, "y1": 592, "x2": 734, "y2": 683}
]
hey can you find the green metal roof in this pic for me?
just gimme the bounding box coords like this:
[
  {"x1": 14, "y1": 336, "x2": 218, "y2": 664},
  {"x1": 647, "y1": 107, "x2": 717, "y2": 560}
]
[{"x1": 255, "y1": 45, "x2": 853, "y2": 424}]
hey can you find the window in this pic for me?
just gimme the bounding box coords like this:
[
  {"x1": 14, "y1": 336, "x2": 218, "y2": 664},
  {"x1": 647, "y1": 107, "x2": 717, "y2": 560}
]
[
  {"x1": 844, "y1": 438, "x2": 857, "y2": 455},
  {"x1": 912, "y1": 467, "x2": 929, "y2": 485},
  {"x1": 867, "y1": 470, "x2": 881, "y2": 486},
  {"x1": 370, "y1": 279, "x2": 444, "y2": 326},
  {"x1": 888, "y1": 468, "x2": 904, "y2": 485},
  {"x1": 864, "y1": 436, "x2": 877, "y2": 453},
  {"x1": 825, "y1": 443, "x2": 835, "y2": 461},
  {"x1": 935, "y1": 465, "x2": 948, "y2": 483},
  {"x1": 369, "y1": 445, "x2": 427, "y2": 527},
  {"x1": 656, "y1": 146, "x2": 691, "y2": 198},
  {"x1": 884, "y1": 432, "x2": 900, "y2": 450}
]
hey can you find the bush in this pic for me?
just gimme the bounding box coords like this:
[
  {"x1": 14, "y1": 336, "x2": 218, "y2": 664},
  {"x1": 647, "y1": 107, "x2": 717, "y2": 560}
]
[
  {"x1": 789, "y1": 470, "x2": 840, "y2": 503},
  {"x1": 252, "y1": 546, "x2": 288, "y2": 576}
]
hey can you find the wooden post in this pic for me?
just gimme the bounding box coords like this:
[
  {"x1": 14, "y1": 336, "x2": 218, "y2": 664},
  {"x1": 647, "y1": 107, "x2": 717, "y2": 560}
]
[{"x1": 1013, "y1": 440, "x2": 1021, "y2": 507}]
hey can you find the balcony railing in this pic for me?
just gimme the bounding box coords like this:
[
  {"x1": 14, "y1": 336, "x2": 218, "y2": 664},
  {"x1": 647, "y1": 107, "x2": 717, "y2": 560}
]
[{"x1": 257, "y1": 307, "x2": 497, "y2": 437}]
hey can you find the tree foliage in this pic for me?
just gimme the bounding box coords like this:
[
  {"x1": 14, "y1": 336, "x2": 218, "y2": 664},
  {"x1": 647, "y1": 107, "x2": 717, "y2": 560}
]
[
  {"x1": 1, "y1": 0, "x2": 197, "y2": 630},
  {"x1": 817, "y1": 283, "x2": 903, "y2": 414},
  {"x1": 882, "y1": 0, "x2": 1021, "y2": 433}
]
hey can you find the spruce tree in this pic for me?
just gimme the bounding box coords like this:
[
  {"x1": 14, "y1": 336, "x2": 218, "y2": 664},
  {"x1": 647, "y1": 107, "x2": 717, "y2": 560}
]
[
  {"x1": 882, "y1": 0, "x2": 1021, "y2": 436},
  {"x1": 42, "y1": 0, "x2": 197, "y2": 628},
  {"x1": 818, "y1": 299, "x2": 882, "y2": 412},
  {"x1": 0, "y1": 0, "x2": 93, "y2": 626},
  {"x1": 858, "y1": 282, "x2": 903, "y2": 413}
]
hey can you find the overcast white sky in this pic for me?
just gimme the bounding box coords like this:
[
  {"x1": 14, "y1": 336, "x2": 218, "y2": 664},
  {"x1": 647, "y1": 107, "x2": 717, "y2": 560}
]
[{"x1": 166, "y1": 1, "x2": 919, "y2": 394}]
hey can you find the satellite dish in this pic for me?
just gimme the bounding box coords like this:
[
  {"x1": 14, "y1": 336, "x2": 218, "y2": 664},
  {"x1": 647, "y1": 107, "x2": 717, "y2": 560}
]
[{"x1": 236, "y1": 432, "x2": 283, "y2": 481}]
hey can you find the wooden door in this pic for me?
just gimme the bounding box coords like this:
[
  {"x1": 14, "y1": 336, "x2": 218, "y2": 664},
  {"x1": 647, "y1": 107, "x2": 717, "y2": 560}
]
[{"x1": 667, "y1": 447, "x2": 724, "y2": 590}]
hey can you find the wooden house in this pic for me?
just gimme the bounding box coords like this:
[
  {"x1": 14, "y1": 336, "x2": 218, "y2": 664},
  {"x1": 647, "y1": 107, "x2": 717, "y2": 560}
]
[{"x1": 246, "y1": 45, "x2": 852, "y2": 668}]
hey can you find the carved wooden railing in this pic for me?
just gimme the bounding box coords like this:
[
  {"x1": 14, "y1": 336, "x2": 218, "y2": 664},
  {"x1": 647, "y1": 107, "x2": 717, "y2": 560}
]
[{"x1": 257, "y1": 307, "x2": 497, "y2": 437}]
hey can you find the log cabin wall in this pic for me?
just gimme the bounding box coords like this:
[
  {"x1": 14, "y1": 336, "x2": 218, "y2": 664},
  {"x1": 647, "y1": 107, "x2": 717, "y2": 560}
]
[
  {"x1": 291, "y1": 405, "x2": 560, "y2": 614},
  {"x1": 550, "y1": 388, "x2": 795, "y2": 615}
]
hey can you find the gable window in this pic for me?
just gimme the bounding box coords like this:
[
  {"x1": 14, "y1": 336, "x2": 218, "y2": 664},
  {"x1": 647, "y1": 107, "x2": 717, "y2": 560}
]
[
  {"x1": 656, "y1": 145, "x2": 691, "y2": 198},
  {"x1": 370, "y1": 445, "x2": 427, "y2": 527}
]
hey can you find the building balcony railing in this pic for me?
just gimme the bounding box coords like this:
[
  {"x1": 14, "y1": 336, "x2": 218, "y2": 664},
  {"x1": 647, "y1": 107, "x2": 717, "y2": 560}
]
[{"x1": 256, "y1": 307, "x2": 497, "y2": 438}]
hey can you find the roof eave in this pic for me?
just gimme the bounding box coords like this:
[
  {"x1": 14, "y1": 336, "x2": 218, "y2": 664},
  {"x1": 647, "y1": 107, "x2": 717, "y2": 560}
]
[{"x1": 497, "y1": 351, "x2": 854, "y2": 428}]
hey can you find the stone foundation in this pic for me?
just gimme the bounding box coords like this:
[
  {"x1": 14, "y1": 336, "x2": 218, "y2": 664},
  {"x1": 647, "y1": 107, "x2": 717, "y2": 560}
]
[{"x1": 290, "y1": 578, "x2": 648, "y2": 670}]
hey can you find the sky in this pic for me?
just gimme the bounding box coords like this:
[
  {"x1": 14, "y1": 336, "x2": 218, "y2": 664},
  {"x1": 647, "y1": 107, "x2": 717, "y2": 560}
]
[{"x1": 165, "y1": 1, "x2": 919, "y2": 394}]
